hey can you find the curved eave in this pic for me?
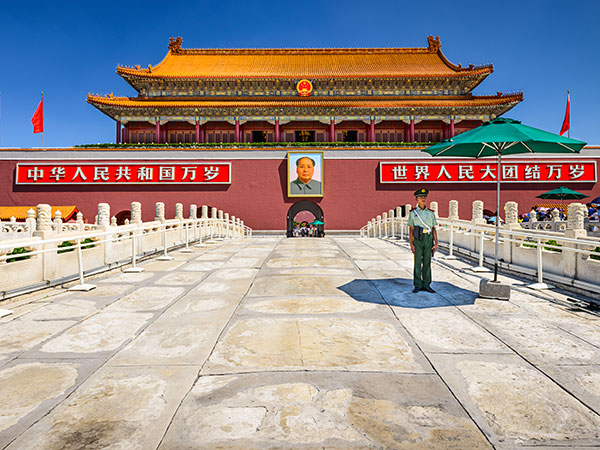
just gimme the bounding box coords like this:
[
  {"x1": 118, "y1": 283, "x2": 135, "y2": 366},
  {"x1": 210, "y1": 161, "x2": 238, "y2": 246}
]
[
  {"x1": 117, "y1": 68, "x2": 494, "y2": 80},
  {"x1": 88, "y1": 93, "x2": 523, "y2": 110}
]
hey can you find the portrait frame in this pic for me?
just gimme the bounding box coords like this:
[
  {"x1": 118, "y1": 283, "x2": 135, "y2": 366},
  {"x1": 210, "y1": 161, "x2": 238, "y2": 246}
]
[{"x1": 287, "y1": 151, "x2": 324, "y2": 198}]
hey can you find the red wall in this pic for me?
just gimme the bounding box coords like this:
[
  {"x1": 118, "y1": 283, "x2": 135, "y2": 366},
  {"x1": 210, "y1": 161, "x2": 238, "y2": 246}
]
[{"x1": 2, "y1": 153, "x2": 599, "y2": 230}]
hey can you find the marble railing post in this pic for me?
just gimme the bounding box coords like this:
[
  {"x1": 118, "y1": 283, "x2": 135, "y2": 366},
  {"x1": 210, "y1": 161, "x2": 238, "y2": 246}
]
[
  {"x1": 448, "y1": 200, "x2": 459, "y2": 220},
  {"x1": 382, "y1": 212, "x2": 388, "y2": 237},
  {"x1": 563, "y1": 203, "x2": 587, "y2": 278},
  {"x1": 503, "y1": 201, "x2": 520, "y2": 264},
  {"x1": 53, "y1": 210, "x2": 63, "y2": 234},
  {"x1": 75, "y1": 212, "x2": 84, "y2": 232},
  {"x1": 175, "y1": 203, "x2": 184, "y2": 220},
  {"x1": 551, "y1": 208, "x2": 563, "y2": 232},
  {"x1": 110, "y1": 216, "x2": 117, "y2": 227},
  {"x1": 97, "y1": 203, "x2": 112, "y2": 265},
  {"x1": 211, "y1": 207, "x2": 218, "y2": 237},
  {"x1": 155, "y1": 202, "x2": 165, "y2": 223},
  {"x1": 33, "y1": 204, "x2": 57, "y2": 280},
  {"x1": 429, "y1": 201, "x2": 439, "y2": 219},
  {"x1": 131, "y1": 202, "x2": 142, "y2": 225},
  {"x1": 35, "y1": 204, "x2": 52, "y2": 233},
  {"x1": 97, "y1": 203, "x2": 110, "y2": 227},
  {"x1": 26, "y1": 208, "x2": 36, "y2": 236}
]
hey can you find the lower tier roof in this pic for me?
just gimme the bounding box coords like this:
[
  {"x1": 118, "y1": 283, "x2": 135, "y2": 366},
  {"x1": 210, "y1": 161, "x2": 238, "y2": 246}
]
[{"x1": 88, "y1": 93, "x2": 523, "y2": 121}]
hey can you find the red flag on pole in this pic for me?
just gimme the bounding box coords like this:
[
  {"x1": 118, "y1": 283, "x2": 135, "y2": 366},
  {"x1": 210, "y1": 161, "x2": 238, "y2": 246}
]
[
  {"x1": 31, "y1": 95, "x2": 43, "y2": 134},
  {"x1": 560, "y1": 91, "x2": 570, "y2": 136}
]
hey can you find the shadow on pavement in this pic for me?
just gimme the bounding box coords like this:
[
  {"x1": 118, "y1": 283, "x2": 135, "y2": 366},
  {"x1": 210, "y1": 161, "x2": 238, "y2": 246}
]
[{"x1": 337, "y1": 278, "x2": 478, "y2": 309}]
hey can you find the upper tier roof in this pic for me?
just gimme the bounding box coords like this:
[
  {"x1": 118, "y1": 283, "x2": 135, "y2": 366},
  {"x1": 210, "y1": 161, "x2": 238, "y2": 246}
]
[{"x1": 116, "y1": 36, "x2": 493, "y2": 80}]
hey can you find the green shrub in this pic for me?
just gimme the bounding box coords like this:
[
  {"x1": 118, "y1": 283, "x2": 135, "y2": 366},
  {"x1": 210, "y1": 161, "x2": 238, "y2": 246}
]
[
  {"x1": 544, "y1": 239, "x2": 562, "y2": 253},
  {"x1": 6, "y1": 247, "x2": 31, "y2": 262},
  {"x1": 57, "y1": 241, "x2": 75, "y2": 254},
  {"x1": 522, "y1": 240, "x2": 537, "y2": 249},
  {"x1": 591, "y1": 247, "x2": 600, "y2": 261},
  {"x1": 58, "y1": 238, "x2": 95, "y2": 253},
  {"x1": 81, "y1": 238, "x2": 95, "y2": 249}
]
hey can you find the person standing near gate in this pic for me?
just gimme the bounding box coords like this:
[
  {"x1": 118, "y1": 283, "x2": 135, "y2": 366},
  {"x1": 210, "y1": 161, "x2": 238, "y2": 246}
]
[{"x1": 408, "y1": 188, "x2": 438, "y2": 293}]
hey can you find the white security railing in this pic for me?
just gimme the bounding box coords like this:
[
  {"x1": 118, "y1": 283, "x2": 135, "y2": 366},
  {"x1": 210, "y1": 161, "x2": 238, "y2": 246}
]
[
  {"x1": 361, "y1": 201, "x2": 600, "y2": 292},
  {"x1": 0, "y1": 206, "x2": 252, "y2": 299}
]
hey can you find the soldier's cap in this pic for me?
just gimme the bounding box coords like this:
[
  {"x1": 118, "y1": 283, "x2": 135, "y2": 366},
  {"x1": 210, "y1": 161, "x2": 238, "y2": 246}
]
[{"x1": 414, "y1": 187, "x2": 429, "y2": 197}]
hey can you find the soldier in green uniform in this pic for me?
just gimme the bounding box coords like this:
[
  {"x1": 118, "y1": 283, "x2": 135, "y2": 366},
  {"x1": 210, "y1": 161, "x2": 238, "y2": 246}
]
[{"x1": 407, "y1": 187, "x2": 438, "y2": 293}]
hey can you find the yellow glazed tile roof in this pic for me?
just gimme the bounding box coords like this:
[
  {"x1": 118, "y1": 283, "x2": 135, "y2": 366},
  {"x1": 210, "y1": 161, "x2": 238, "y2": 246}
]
[
  {"x1": 0, "y1": 206, "x2": 78, "y2": 221},
  {"x1": 88, "y1": 94, "x2": 522, "y2": 109},
  {"x1": 116, "y1": 38, "x2": 492, "y2": 79}
]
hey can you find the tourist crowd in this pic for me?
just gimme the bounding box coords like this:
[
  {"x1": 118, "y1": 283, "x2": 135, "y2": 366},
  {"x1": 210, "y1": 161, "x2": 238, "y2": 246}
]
[{"x1": 292, "y1": 222, "x2": 321, "y2": 237}]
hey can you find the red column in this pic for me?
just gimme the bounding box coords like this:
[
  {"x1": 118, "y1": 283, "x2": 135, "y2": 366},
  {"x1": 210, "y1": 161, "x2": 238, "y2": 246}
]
[
  {"x1": 370, "y1": 119, "x2": 375, "y2": 142},
  {"x1": 275, "y1": 119, "x2": 280, "y2": 142},
  {"x1": 410, "y1": 119, "x2": 415, "y2": 142},
  {"x1": 330, "y1": 119, "x2": 335, "y2": 143},
  {"x1": 200, "y1": 125, "x2": 206, "y2": 143},
  {"x1": 195, "y1": 120, "x2": 200, "y2": 143},
  {"x1": 235, "y1": 119, "x2": 240, "y2": 143},
  {"x1": 116, "y1": 120, "x2": 121, "y2": 144},
  {"x1": 155, "y1": 120, "x2": 161, "y2": 144},
  {"x1": 450, "y1": 118, "x2": 455, "y2": 138}
]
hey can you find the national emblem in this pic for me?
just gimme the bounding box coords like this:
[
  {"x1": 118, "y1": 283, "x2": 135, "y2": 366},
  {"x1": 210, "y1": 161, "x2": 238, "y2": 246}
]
[{"x1": 296, "y1": 79, "x2": 313, "y2": 97}]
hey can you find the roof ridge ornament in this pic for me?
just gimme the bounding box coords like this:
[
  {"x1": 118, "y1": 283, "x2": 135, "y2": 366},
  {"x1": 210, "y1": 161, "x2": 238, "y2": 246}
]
[
  {"x1": 427, "y1": 35, "x2": 441, "y2": 52},
  {"x1": 169, "y1": 37, "x2": 183, "y2": 53}
]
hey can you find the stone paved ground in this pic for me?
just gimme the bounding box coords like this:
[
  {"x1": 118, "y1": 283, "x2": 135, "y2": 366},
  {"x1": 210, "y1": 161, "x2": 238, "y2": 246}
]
[{"x1": 1, "y1": 237, "x2": 599, "y2": 449}]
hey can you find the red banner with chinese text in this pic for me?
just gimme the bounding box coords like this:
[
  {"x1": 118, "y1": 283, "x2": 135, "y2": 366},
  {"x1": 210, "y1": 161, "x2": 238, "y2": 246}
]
[
  {"x1": 15, "y1": 162, "x2": 231, "y2": 185},
  {"x1": 380, "y1": 160, "x2": 596, "y2": 183}
]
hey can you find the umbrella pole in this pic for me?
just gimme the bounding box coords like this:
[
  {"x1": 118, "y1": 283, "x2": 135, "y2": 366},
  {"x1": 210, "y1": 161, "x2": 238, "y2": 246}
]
[{"x1": 494, "y1": 151, "x2": 502, "y2": 282}]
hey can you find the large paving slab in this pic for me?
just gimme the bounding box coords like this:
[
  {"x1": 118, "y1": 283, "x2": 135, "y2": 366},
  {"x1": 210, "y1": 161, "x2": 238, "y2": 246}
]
[{"x1": 0, "y1": 236, "x2": 599, "y2": 448}]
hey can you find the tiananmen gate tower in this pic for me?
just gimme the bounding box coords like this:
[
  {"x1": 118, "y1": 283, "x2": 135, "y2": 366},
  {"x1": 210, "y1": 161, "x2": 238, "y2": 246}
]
[
  {"x1": 1, "y1": 36, "x2": 598, "y2": 234},
  {"x1": 87, "y1": 36, "x2": 523, "y2": 145}
]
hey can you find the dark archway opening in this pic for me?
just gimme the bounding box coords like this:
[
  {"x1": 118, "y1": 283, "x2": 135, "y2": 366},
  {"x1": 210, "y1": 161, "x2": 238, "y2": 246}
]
[
  {"x1": 286, "y1": 200, "x2": 324, "y2": 237},
  {"x1": 115, "y1": 210, "x2": 131, "y2": 225}
]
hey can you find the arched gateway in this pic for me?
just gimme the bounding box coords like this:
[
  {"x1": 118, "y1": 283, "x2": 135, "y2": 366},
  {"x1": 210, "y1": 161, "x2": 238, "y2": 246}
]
[{"x1": 286, "y1": 200, "x2": 324, "y2": 237}]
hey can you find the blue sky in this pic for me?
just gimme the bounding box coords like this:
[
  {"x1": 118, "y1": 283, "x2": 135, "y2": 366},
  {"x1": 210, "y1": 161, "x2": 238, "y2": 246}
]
[{"x1": 0, "y1": 0, "x2": 597, "y2": 147}]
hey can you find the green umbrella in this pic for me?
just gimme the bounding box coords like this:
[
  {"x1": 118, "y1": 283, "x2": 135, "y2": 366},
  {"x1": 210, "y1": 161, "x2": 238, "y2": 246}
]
[
  {"x1": 425, "y1": 117, "x2": 586, "y2": 283},
  {"x1": 536, "y1": 186, "x2": 588, "y2": 211},
  {"x1": 310, "y1": 220, "x2": 325, "y2": 225}
]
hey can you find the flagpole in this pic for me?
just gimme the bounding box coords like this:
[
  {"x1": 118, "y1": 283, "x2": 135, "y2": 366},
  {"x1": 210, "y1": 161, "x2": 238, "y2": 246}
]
[
  {"x1": 41, "y1": 92, "x2": 44, "y2": 148},
  {"x1": 567, "y1": 90, "x2": 570, "y2": 139}
]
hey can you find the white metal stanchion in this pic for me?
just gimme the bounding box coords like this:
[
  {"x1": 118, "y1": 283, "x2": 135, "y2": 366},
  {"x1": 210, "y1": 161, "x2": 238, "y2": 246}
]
[
  {"x1": 180, "y1": 221, "x2": 194, "y2": 253},
  {"x1": 157, "y1": 223, "x2": 174, "y2": 261},
  {"x1": 68, "y1": 238, "x2": 96, "y2": 291},
  {"x1": 472, "y1": 230, "x2": 491, "y2": 272},
  {"x1": 444, "y1": 222, "x2": 458, "y2": 260},
  {"x1": 528, "y1": 236, "x2": 552, "y2": 289},
  {"x1": 195, "y1": 220, "x2": 206, "y2": 247},
  {"x1": 124, "y1": 227, "x2": 144, "y2": 273}
]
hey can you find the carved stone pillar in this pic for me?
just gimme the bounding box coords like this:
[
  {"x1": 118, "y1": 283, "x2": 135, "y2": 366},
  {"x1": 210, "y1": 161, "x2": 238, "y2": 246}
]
[
  {"x1": 201, "y1": 205, "x2": 208, "y2": 219},
  {"x1": 175, "y1": 203, "x2": 184, "y2": 220},
  {"x1": 36, "y1": 203, "x2": 52, "y2": 231},
  {"x1": 155, "y1": 202, "x2": 165, "y2": 223},
  {"x1": 190, "y1": 204, "x2": 197, "y2": 219},
  {"x1": 472, "y1": 200, "x2": 485, "y2": 224},
  {"x1": 429, "y1": 201, "x2": 439, "y2": 218},
  {"x1": 97, "y1": 203, "x2": 110, "y2": 227},
  {"x1": 131, "y1": 201, "x2": 142, "y2": 224},
  {"x1": 448, "y1": 200, "x2": 459, "y2": 220}
]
